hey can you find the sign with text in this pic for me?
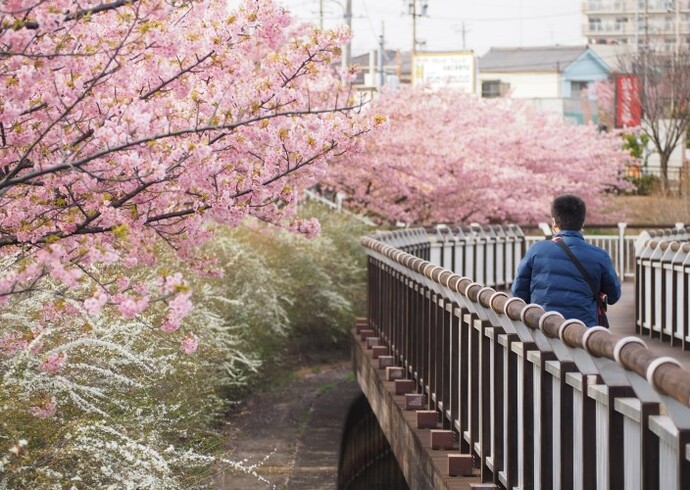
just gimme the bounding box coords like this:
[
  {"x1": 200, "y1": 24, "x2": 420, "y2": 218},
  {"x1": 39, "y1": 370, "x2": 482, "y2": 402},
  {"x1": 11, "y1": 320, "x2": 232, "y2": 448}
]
[
  {"x1": 412, "y1": 52, "x2": 476, "y2": 93},
  {"x1": 615, "y1": 74, "x2": 642, "y2": 128}
]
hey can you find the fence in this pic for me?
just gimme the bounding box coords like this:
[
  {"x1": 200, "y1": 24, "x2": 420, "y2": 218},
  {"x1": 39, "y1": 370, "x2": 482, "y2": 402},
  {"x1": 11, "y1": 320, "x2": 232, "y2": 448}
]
[
  {"x1": 419, "y1": 222, "x2": 643, "y2": 285},
  {"x1": 425, "y1": 224, "x2": 525, "y2": 289},
  {"x1": 363, "y1": 227, "x2": 690, "y2": 489},
  {"x1": 525, "y1": 223, "x2": 647, "y2": 282},
  {"x1": 636, "y1": 227, "x2": 690, "y2": 349}
]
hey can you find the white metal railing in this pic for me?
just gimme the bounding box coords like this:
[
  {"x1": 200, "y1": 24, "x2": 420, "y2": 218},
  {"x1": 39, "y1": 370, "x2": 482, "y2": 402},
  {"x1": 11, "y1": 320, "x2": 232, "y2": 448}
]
[
  {"x1": 375, "y1": 224, "x2": 526, "y2": 290},
  {"x1": 422, "y1": 222, "x2": 656, "y2": 285},
  {"x1": 526, "y1": 222, "x2": 642, "y2": 282},
  {"x1": 380, "y1": 222, "x2": 685, "y2": 286},
  {"x1": 635, "y1": 227, "x2": 690, "y2": 346},
  {"x1": 363, "y1": 229, "x2": 690, "y2": 489}
]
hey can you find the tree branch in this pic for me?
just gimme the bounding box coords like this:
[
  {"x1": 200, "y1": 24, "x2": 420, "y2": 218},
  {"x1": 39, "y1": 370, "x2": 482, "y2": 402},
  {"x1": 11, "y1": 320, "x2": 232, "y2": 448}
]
[{"x1": 20, "y1": 0, "x2": 140, "y2": 30}]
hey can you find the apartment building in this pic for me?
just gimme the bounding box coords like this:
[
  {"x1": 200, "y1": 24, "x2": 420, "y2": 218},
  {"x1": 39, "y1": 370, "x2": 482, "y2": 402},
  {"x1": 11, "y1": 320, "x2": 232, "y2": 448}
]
[{"x1": 584, "y1": 0, "x2": 690, "y2": 51}]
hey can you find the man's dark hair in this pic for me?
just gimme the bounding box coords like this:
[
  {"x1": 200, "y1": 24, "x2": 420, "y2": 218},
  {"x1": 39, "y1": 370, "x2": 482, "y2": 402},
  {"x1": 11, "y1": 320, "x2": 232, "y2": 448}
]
[{"x1": 551, "y1": 194, "x2": 586, "y2": 230}]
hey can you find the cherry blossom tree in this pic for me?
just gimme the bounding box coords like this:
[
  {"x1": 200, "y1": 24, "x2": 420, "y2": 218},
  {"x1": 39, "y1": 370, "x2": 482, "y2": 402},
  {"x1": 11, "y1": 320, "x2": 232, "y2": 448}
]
[
  {"x1": 0, "y1": 0, "x2": 377, "y2": 331},
  {"x1": 0, "y1": 1, "x2": 379, "y2": 484},
  {"x1": 324, "y1": 87, "x2": 633, "y2": 225},
  {"x1": 588, "y1": 79, "x2": 615, "y2": 130}
]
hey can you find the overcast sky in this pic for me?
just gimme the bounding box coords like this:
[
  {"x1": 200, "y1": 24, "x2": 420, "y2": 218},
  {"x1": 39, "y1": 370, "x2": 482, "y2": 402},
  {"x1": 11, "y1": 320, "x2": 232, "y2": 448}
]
[{"x1": 267, "y1": 0, "x2": 586, "y2": 57}]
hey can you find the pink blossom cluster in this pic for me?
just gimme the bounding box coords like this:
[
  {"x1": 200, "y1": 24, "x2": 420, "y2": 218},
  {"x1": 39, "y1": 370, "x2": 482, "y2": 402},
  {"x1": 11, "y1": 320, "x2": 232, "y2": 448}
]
[
  {"x1": 40, "y1": 352, "x2": 67, "y2": 375},
  {"x1": 161, "y1": 292, "x2": 193, "y2": 333},
  {"x1": 29, "y1": 396, "x2": 57, "y2": 419},
  {"x1": 180, "y1": 334, "x2": 199, "y2": 355},
  {"x1": 325, "y1": 87, "x2": 633, "y2": 225},
  {"x1": 0, "y1": 0, "x2": 374, "y2": 328},
  {"x1": 0, "y1": 332, "x2": 28, "y2": 356},
  {"x1": 115, "y1": 295, "x2": 150, "y2": 320}
]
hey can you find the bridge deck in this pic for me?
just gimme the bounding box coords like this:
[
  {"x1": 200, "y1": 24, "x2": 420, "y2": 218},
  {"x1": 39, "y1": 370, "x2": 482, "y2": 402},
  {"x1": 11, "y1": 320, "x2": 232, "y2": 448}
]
[{"x1": 609, "y1": 282, "x2": 690, "y2": 370}]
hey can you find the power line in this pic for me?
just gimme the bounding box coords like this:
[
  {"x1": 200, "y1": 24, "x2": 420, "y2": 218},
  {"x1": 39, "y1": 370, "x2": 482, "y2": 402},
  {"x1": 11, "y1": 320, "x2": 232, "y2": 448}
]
[{"x1": 360, "y1": 0, "x2": 380, "y2": 48}]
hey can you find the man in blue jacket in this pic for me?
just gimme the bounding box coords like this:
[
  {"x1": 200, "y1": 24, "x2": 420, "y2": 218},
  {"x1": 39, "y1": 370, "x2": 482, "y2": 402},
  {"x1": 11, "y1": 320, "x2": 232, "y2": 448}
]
[{"x1": 511, "y1": 194, "x2": 621, "y2": 327}]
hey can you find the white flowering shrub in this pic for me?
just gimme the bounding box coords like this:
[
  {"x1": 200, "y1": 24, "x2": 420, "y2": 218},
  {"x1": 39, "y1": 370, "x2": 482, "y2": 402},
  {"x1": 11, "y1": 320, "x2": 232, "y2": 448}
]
[
  {"x1": 226, "y1": 202, "x2": 371, "y2": 352},
  {"x1": 0, "y1": 262, "x2": 263, "y2": 488},
  {"x1": 0, "y1": 202, "x2": 370, "y2": 488}
]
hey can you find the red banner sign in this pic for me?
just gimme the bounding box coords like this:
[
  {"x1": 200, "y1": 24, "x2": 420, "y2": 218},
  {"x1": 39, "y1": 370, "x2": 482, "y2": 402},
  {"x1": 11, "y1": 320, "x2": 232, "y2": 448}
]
[{"x1": 615, "y1": 75, "x2": 642, "y2": 128}]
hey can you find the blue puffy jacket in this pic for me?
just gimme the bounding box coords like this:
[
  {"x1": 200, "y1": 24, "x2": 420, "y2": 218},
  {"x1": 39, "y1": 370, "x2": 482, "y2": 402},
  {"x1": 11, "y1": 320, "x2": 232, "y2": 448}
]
[{"x1": 511, "y1": 230, "x2": 621, "y2": 327}]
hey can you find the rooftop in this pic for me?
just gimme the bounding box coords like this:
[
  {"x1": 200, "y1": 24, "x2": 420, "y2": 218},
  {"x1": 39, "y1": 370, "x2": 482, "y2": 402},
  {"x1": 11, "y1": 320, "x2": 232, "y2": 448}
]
[{"x1": 479, "y1": 45, "x2": 590, "y2": 72}]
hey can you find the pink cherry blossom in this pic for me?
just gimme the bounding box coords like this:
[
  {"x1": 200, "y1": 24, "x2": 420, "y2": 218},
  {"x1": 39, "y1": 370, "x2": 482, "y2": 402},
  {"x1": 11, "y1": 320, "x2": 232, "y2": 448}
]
[
  {"x1": 116, "y1": 296, "x2": 150, "y2": 320},
  {"x1": 40, "y1": 353, "x2": 67, "y2": 375},
  {"x1": 181, "y1": 334, "x2": 199, "y2": 355},
  {"x1": 325, "y1": 87, "x2": 632, "y2": 225},
  {"x1": 84, "y1": 291, "x2": 109, "y2": 317},
  {"x1": 29, "y1": 396, "x2": 57, "y2": 419},
  {"x1": 0, "y1": 0, "x2": 375, "y2": 327},
  {"x1": 0, "y1": 333, "x2": 28, "y2": 356}
]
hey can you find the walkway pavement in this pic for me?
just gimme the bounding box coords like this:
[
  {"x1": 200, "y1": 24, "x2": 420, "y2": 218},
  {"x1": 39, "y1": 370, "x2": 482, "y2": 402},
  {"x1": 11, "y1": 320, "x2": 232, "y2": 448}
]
[
  {"x1": 213, "y1": 359, "x2": 361, "y2": 490},
  {"x1": 608, "y1": 282, "x2": 690, "y2": 371}
]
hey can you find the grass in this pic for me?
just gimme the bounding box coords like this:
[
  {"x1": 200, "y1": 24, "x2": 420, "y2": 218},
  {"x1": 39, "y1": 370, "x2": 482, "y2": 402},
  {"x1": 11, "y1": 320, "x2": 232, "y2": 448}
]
[
  {"x1": 604, "y1": 193, "x2": 690, "y2": 225},
  {"x1": 317, "y1": 382, "x2": 339, "y2": 395}
]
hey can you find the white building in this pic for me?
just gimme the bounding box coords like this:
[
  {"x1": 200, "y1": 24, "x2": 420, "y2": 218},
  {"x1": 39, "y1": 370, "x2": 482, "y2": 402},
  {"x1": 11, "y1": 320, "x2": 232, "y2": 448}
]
[
  {"x1": 478, "y1": 46, "x2": 611, "y2": 124},
  {"x1": 584, "y1": 0, "x2": 690, "y2": 51}
]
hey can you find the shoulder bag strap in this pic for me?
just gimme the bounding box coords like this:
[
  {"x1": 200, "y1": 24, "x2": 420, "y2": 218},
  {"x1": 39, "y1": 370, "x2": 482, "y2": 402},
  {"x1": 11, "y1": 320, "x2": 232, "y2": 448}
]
[{"x1": 553, "y1": 237, "x2": 601, "y2": 304}]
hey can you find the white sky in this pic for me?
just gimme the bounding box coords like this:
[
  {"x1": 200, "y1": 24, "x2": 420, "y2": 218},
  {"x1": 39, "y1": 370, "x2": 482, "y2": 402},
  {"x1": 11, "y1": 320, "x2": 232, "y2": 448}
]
[{"x1": 271, "y1": 0, "x2": 586, "y2": 57}]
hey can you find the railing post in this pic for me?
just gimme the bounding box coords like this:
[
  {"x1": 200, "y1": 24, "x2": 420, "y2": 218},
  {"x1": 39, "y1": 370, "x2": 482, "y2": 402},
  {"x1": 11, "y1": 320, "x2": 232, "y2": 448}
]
[
  {"x1": 538, "y1": 222, "x2": 553, "y2": 239},
  {"x1": 618, "y1": 222, "x2": 627, "y2": 282}
]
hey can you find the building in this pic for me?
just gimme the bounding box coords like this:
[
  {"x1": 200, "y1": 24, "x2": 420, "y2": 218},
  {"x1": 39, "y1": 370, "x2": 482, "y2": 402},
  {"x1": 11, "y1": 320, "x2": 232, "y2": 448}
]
[
  {"x1": 478, "y1": 45, "x2": 611, "y2": 124},
  {"x1": 349, "y1": 50, "x2": 411, "y2": 88},
  {"x1": 583, "y1": 0, "x2": 690, "y2": 51}
]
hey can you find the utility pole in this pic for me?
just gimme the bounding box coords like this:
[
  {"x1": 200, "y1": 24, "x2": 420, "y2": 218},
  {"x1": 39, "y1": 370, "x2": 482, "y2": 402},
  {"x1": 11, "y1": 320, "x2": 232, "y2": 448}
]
[
  {"x1": 408, "y1": 1, "x2": 428, "y2": 54},
  {"x1": 411, "y1": 0, "x2": 417, "y2": 54},
  {"x1": 378, "y1": 22, "x2": 385, "y2": 87},
  {"x1": 635, "y1": 0, "x2": 639, "y2": 53},
  {"x1": 676, "y1": 0, "x2": 680, "y2": 56},
  {"x1": 344, "y1": 0, "x2": 352, "y2": 69},
  {"x1": 319, "y1": 0, "x2": 324, "y2": 29}
]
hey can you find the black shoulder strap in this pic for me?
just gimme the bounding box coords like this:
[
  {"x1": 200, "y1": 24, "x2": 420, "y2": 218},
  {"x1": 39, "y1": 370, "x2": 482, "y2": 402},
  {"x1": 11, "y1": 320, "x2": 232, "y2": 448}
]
[{"x1": 553, "y1": 237, "x2": 600, "y2": 303}]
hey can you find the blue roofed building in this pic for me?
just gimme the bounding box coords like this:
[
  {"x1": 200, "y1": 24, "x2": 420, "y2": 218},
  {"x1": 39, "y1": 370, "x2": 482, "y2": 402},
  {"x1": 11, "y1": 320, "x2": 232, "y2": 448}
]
[{"x1": 478, "y1": 45, "x2": 613, "y2": 124}]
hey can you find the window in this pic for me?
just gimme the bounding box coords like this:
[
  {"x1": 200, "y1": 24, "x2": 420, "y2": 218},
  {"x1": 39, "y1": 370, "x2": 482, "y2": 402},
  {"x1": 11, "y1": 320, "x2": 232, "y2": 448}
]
[
  {"x1": 571, "y1": 81, "x2": 589, "y2": 98},
  {"x1": 615, "y1": 17, "x2": 628, "y2": 31},
  {"x1": 589, "y1": 17, "x2": 602, "y2": 32},
  {"x1": 664, "y1": 15, "x2": 674, "y2": 30},
  {"x1": 482, "y1": 80, "x2": 508, "y2": 98}
]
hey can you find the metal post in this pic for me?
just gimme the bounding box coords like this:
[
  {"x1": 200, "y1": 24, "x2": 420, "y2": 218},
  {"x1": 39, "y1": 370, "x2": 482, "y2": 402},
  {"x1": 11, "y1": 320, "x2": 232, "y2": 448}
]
[
  {"x1": 378, "y1": 22, "x2": 385, "y2": 88},
  {"x1": 538, "y1": 222, "x2": 553, "y2": 239},
  {"x1": 618, "y1": 222, "x2": 627, "y2": 281},
  {"x1": 411, "y1": 0, "x2": 417, "y2": 55},
  {"x1": 319, "y1": 0, "x2": 323, "y2": 29},
  {"x1": 336, "y1": 0, "x2": 352, "y2": 77},
  {"x1": 676, "y1": 0, "x2": 680, "y2": 56}
]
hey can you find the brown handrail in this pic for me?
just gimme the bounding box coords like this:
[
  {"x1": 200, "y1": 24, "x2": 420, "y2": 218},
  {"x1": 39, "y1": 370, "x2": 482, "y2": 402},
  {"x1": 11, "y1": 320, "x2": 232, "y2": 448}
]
[{"x1": 361, "y1": 235, "x2": 690, "y2": 408}]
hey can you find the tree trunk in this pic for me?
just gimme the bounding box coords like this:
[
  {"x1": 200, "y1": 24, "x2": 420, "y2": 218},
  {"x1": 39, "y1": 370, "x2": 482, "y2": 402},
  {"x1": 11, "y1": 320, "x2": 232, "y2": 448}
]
[{"x1": 660, "y1": 151, "x2": 670, "y2": 192}]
